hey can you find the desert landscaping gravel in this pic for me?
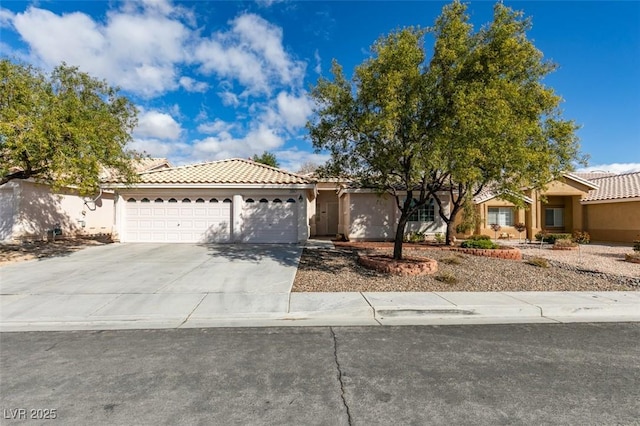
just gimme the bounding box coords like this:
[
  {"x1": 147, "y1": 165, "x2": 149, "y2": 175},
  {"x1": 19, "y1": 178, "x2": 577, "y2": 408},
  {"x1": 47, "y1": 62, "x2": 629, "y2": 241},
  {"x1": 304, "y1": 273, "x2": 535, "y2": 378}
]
[{"x1": 292, "y1": 244, "x2": 640, "y2": 292}]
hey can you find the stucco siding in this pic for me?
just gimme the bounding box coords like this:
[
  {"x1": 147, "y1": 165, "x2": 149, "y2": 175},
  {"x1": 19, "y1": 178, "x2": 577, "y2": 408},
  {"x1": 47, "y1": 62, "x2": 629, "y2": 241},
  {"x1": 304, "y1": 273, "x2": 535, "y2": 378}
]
[{"x1": 584, "y1": 201, "x2": 640, "y2": 243}]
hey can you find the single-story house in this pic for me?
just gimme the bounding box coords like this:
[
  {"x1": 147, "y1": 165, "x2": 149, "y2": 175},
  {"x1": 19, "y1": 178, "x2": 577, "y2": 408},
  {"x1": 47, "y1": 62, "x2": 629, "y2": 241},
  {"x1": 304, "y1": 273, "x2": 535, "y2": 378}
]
[
  {"x1": 105, "y1": 158, "x2": 315, "y2": 244},
  {"x1": 579, "y1": 171, "x2": 640, "y2": 242},
  {"x1": 309, "y1": 178, "x2": 450, "y2": 241},
  {"x1": 460, "y1": 171, "x2": 640, "y2": 243},
  {"x1": 0, "y1": 158, "x2": 170, "y2": 242}
]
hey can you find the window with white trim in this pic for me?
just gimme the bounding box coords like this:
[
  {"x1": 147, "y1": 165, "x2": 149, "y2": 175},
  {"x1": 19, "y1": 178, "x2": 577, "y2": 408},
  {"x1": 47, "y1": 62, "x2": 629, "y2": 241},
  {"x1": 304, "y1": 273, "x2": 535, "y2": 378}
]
[
  {"x1": 545, "y1": 207, "x2": 564, "y2": 227},
  {"x1": 487, "y1": 207, "x2": 514, "y2": 226},
  {"x1": 408, "y1": 199, "x2": 435, "y2": 222}
]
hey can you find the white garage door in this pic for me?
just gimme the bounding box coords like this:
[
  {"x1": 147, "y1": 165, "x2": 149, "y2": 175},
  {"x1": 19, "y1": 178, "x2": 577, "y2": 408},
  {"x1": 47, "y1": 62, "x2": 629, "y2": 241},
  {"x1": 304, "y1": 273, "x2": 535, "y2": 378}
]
[
  {"x1": 124, "y1": 196, "x2": 232, "y2": 243},
  {"x1": 0, "y1": 189, "x2": 15, "y2": 241},
  {"x1": 242, "y1": 197, "x2": 298, "y2": 243}
]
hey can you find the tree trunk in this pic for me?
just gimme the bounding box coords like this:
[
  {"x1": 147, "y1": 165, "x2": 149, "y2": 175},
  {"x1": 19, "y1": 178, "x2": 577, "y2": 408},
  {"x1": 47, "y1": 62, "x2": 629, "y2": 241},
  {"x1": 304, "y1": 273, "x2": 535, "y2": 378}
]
[{"x1": 393, "y1": 214, "x2": 410, "y2": 260}]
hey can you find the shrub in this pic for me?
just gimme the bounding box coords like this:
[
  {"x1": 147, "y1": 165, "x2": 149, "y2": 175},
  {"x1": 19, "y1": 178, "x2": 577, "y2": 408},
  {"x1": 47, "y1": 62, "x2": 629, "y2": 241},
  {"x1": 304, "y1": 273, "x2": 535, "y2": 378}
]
[
  {"x1": 633, "y1": 240, "x2": 640, "y2": 252},
  {"x1": 526, "y1": 257, "x2": 549, "y2": 268},
  {"x1": 435, "y1": 271, "x2": 458, "y2": 284},
  {"x1": 441, "y1": 256, "x2": 462, "y2": 265},
  {"x1": 514, "y1": 222, "x2": 526, "y2": 233},
  {"x1": 534, "y1": 232, "x2": 572, "y2": 244},
  {"x1": 434, "y1": 232, "x2": 445, "y2": 244},
  {"x1": 404, "y1": 231, "x2": 424, "y2": 243},
  {"x1": 461, "y1": 239, "x2": 498, "y2": 249},
  {"x1": 572, "y1": 230, "x2": 590, "y2": 244},
  {"x1": 625, "y1": 252, "x2": 640, "y2": 263},
  {"x1": 554, "y1": 238, "x2": 577, "y2": 248},
  {"x1": 466, "y1": 234, "x2": 491, "y2": 241}
]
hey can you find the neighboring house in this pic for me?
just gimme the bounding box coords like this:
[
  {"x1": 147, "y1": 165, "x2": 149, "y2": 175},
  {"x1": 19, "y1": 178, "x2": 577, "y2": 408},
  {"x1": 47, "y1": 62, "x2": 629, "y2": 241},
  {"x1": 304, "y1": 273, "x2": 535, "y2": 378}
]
[
  {"x1": 460, "y1": 172, "x2": 640, "y2": 243},
  {"x1": 0, "y1": 158, "x2": 170, "y2": 242},
  {"x1": 105, "y1": 159, "x2": 314, "y2": 244},
  {"x1": 580, "y1": 171, "x2": 640, "y2": 242},
  {"x1": 309, "y1": 178, "x2": 450, "y2": 241}
]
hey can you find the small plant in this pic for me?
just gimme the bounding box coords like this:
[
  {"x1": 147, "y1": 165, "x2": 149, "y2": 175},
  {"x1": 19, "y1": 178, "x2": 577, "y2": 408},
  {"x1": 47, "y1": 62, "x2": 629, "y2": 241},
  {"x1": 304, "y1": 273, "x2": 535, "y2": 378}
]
[
  {"x1": 466, "y1": 234, "x2": 491, "y2": 241},
  {"x1": 514, "y1": 222, "x2": 526, "y2": 242},
  {"x1": 441, "y1": 256, "x2": 462, "y2": 265},
  {"x1": 535, "y1": 232, "x2": 572, "y2": 244},
  {"x1": 434, "y1": 232, "x2": 445, "y2": 244},
  {"x1": 572, "y1": 230, "x2": 591, "y2": 244},
  {"x1": 461, "y1": 239, "x2": 498, "y2": 249},
  {"x1": 404, "y1": 231, "x2": 425, "y2": 243},
  {"x1": 435, "y1": 271, "x2": 458, "y2": 284},
  {"x1": 490, "y1": 223, "x2": 502, "y2": 240},
  {"x1": 526, "y1": 257, "x2": 549, "y2": 268},
  {"x1": 625, "y1": 252, "x2": 640, "y2": 263},
  {"x1": 633, "y1": 239, "x2": 640, "y2": 252},
  {"x1": 554, "y1": 238, "x2": 578, "y2": 248}
]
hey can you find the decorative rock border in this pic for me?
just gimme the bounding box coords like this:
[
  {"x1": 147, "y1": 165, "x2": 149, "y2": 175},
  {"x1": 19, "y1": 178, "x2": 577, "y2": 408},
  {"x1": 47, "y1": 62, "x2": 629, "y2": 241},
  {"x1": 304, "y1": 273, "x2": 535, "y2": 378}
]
[
  {"x1": 449, "y1": 247, "x2": 522, "y2": 260},
  {"x1": 358, "y1": 254, "x2": 438, "y2": 276},
  {"x1": 335, "y1": 241, "x2": 522, "y2": 261}
]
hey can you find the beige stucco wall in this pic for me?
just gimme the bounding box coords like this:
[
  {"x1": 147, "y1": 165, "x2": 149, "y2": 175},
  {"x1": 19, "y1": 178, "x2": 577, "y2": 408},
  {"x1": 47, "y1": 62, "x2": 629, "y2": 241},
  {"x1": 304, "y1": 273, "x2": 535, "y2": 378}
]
[
  {"x1": 6, "y1": 181, "x2": 115, "y2": 240},
  {"x1": 343, "y1": 192, "x2": 448, "y2": 241},
  {"x1": 584, "y1": 200, "x2": 640, "y2": 243}
]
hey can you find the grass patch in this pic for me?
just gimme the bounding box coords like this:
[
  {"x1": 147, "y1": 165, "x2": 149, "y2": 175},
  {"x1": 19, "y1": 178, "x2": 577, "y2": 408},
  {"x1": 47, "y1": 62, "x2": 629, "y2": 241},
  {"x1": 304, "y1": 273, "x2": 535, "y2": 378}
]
[
  {"x1": 435, "y1": 271, "x2": 458, "y2": 284},
  {"x1": 526, "y1": 257, "x2": 549, "y2": 268}
]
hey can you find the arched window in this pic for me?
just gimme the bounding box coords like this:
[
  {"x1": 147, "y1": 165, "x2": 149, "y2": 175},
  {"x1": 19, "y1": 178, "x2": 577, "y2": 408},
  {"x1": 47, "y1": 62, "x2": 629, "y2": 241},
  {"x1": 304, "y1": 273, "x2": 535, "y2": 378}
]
[
  {"x1": 209, "y1": 198, "x2": 219, "y2": 203},
  {"x1": 154, "y1": 198, "x2": 164, "y2": 203},
  {"x1": 286, "y1": 198, "x2": 296, "y2": 203},
  {"x1": 141, "y1": 198, "x2": 150, "y2": 203},
  {"x1": 259, "y1": 198, "x2": 268, "y2": 203},
  {"x1": 182, "y1": 198, "x2": 191, "y2": 203},
  {"x1": 127, "y1": 198, "x2": 136, "y2": 203},
  {"x1": 245, "y1": 198, "x2": 255, "y2": 203},
  {"x1": 168, "y1": 198, "x2": 178, "y2": 203},
  {"x1": 273, "y1": 198, "x2": 282, "y2": 203},
  {"x1": 195, "y1": 198, "x2": 205, "y2": 203},
  {"x1": 223, "y1": 198, "x2": 232, "y2": 203}
]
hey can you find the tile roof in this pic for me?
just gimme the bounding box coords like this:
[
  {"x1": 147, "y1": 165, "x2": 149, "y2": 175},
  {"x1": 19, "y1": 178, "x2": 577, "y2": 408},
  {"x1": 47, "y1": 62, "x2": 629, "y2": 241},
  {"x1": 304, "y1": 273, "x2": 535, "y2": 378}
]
[
  {"x1": 100, "y1": 158, "x2": 171, "y2": 181},
  {"x1": 571, "y1": 171, "x2": 617, "y2": 181},
  {"x1": 582, "y1": 172, "x2": 640, "y2": 202},
  {"x1": 132, "y1": 158, "x2": 311, "y2": 185}
]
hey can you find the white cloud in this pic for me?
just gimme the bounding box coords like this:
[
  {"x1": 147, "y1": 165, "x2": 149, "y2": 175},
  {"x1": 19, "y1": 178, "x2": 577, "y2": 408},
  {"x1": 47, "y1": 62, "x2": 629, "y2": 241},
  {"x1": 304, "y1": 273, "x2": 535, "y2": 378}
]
[
  {"x1": 197, "y1": 119, "x2": 234, "y2": 134},
  {"x1": 0, "y1": 8, "x2": 15, "y2": 28},
  {"x1": 179, "y1": 76, "x2": 208, "y2": 92},
  {"x1": 191, "y1": 124, "x2": 284, "y2": 161},
  {"x1": 129, "y1": 138, "x2": 188, "y2": 158},
  {"x1": 314, "y1": 49, "x2": 321, "y2": 74},
  {"x1": 275, "y1": 91, "x2": 314, "y2": 130},
  {"x1": 275, "y1": 149, "x2": 330, "y2": 173},
  {"x1": 577, "y1": 163, "x2": 640, "y2": 174},
  {"x1": 195, "y1": 13, "x2": 305, "y2": 96},
  {"x1": 134, "y1": 109, "x2": 183, "y2": 140},
  {"x1": 9, "y1": 4, "x2": 192, "y2": 97}
]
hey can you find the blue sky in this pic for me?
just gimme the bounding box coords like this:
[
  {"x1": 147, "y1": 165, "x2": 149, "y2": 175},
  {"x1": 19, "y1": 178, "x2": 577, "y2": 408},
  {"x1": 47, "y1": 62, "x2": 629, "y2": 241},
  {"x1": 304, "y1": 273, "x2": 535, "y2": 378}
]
[{"x1": 1, "y1": 0, "x2": 638, "y2": 173}]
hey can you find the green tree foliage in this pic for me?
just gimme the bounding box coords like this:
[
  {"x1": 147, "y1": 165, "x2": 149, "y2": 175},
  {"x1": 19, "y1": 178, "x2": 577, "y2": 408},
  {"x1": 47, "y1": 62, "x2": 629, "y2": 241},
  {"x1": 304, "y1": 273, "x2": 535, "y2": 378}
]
[
  {"x1": 251, "y1": 151, "x2": 280, "y2": 168},
  {"x1": 307, "y1": 1, "x2": 582, "y2": 259},
  {"x1": 0, "y1": 59, "x2": 140, "y2": 195},
  {"x1": 428, "y1": 2, "x2": 583, "y2": 243}
]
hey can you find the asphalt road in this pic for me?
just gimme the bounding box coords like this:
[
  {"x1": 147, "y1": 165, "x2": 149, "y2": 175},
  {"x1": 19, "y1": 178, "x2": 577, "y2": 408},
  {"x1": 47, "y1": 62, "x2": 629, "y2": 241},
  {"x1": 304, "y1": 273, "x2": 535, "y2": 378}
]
[{"x1": 1, "y1": 324, "x2": 639, "y2": 425}]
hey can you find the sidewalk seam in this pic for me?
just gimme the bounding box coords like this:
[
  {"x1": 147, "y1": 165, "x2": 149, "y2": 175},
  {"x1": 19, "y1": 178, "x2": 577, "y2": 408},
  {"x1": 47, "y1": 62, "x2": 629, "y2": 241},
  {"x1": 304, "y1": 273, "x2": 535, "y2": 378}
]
[{"x1": 359, "y1": 293, "x2": 382, "y2": 325}]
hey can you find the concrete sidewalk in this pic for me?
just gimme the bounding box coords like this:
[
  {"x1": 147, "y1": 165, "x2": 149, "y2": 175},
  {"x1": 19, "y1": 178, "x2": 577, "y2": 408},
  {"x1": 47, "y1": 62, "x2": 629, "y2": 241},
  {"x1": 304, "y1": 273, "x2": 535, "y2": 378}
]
[{"x1": 1, "y1": 290, "x2": 638, "y2": 331}]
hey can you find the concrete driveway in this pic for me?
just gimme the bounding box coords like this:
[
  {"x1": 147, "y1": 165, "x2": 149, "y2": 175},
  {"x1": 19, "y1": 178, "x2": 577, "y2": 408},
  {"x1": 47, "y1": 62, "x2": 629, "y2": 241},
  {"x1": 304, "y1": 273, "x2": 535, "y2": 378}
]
[{"x1": 0, "y1": 243, "x2": 302, "y2": 330}]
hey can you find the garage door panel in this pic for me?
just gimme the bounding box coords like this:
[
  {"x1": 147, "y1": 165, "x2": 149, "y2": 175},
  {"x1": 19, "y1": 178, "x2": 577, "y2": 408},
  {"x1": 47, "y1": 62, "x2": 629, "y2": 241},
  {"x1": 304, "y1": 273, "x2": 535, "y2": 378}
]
[
  {"x1": 242, "y1": 199, "x2": 298, "y2": 243},
  {"x1": 124, "y1": 196, "x2": 231, "y2": 243}
]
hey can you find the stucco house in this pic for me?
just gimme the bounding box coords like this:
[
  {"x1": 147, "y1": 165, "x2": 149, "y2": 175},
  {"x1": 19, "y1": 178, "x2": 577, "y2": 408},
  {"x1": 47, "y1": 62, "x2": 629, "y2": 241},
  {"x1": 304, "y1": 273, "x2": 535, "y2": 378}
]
[
  {"x1": 309, "y1": 178, "x2": 450, "y2": 241},
  {"x1": 579, "y1": 171, "x2": 640, "y2": 242},
  {"x1": 0, "y1": 158, "x2": 170, "y2": 242},
  {"x1": 460, "y1": 171, "x2": 640, "y2": 243},
  {"x1": 105, "y1": 159, "x2": 314, "y2": 244}
]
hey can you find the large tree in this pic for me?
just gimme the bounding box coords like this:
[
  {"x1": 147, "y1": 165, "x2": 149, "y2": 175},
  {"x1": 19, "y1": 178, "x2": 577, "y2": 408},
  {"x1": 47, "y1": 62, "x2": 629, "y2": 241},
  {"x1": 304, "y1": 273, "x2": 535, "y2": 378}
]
[
  {"x1": 0, "y1": 59, "x2": 140, "y2": 195},
  {"x1": 307, "y1": 1, "x2": 582, "y2": 259},
  {"x1": 428, "y1": 2, "x2": 582, "y2": 243},
  {"x1": 308, "y1": 28, "x2": 438, "y2": 260}
]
